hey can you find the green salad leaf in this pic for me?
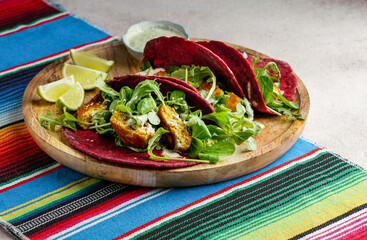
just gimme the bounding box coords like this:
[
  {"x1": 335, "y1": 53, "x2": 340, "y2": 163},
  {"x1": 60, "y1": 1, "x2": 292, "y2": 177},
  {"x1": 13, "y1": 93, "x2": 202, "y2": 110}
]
[
  {"x1": 140, "y1": 61, "x2": 153, "y2": 71},
  {"x1": 166, "y1": 65, "x2": 217, "y2": 101},
  {"x1": 39, "y1": 107, "x2": 87, "y2": 131},
  {"x1": 95, "y1": 75, "x2": 119, "y2": 97},
  {"x1": 251, "y1": 57, "x2": 303, "y2": 120}
]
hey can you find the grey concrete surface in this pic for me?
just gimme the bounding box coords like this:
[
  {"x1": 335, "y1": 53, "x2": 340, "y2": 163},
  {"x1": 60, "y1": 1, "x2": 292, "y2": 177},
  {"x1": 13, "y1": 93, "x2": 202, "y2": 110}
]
[{"x1": 1, "y1": 0, "x2": 366, "y2": 239}]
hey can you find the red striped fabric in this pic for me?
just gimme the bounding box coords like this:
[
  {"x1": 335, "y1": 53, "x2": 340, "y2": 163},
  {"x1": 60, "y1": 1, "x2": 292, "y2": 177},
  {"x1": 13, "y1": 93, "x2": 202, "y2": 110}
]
[
  {"x1": 0, "y1": 0, "x2": 60, "y2": 31},
  {"x1": 0, "y1": 12, "x2": 70, "y2": 37},
  {"x1": 0, "y1": 122, "x2": 62, "y2": 193},
  {"x1": 30, "y1": 187, "x2": 153, "y2": 239}
]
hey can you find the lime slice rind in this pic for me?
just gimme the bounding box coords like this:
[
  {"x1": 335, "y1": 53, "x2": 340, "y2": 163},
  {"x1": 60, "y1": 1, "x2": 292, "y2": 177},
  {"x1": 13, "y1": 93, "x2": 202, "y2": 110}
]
[
  {"x1": 37, "y1": 76, "x2": 75, "y2": 102},
  {"x1": 70, "y1": 49, "x2": 114, "y2": 73},
  {"x1": 62, "y1": 63, "x2": 107, "y2": 90}
]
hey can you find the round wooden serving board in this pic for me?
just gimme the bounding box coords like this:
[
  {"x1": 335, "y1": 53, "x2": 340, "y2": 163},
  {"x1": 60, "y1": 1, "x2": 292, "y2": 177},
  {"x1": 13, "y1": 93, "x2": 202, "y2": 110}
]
[{"x1": 22, "y1": 39, "x2": 309, "y2": 187}]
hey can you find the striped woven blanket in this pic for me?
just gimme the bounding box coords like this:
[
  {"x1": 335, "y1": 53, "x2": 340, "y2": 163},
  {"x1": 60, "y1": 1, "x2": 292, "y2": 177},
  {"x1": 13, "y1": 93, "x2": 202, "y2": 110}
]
[{"x1": 1, "y1": 1, "x2": 366, "y2": 239}]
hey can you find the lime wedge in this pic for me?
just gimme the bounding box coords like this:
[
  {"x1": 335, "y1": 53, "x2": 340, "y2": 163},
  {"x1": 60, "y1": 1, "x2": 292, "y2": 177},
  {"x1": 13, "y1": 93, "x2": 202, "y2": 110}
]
[
  {"x1": 55, "y1": 82, "x2": 85, "y2": 111},
  {"x1": 62, "y1": 63, "x2": 107, "y2": 90},
  {"x1": 37, "y1": 76, "x2": 75, "y2": 102},
  {"x1": 70, "y1": 49, "x2": 114, "y2": 72}
]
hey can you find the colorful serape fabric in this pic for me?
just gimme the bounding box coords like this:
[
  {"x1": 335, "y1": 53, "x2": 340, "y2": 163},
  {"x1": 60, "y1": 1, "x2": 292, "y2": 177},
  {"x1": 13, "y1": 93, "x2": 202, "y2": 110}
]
[{"x1": 1, "y1": 1, "x2": 366, "y2": 239}]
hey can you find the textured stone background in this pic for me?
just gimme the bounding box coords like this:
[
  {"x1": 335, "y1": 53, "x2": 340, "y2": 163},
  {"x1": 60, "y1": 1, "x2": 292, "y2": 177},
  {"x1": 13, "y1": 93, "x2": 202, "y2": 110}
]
[{"x1": 1, "y1": 0, "x2": 366, "y2": 238}]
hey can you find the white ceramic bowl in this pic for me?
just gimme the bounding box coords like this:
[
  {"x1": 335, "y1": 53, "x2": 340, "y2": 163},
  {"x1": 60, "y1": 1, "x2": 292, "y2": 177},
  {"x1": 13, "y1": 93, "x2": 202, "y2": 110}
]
[{"x1": 122, "y1": 21, "x2": 189, "y2": 61}]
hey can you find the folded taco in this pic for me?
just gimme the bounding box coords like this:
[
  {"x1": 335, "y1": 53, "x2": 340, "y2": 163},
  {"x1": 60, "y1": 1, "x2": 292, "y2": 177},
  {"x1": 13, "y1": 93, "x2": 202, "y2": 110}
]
[
  {"x1": 197, "y1": 40, "x2": 301, "y2": 118},
  {"x1": 246, "y1": 55, "x2": 297, "y2": 102},
  {"x1": 62, "y1": 74, "x2": 261, "y2": 168},
  {"x1": 143, "y1": 37, "x2": 302, "y2": 120},
  {"x1": 142, "y1": 36, "x2": 246, "y2": 99}
]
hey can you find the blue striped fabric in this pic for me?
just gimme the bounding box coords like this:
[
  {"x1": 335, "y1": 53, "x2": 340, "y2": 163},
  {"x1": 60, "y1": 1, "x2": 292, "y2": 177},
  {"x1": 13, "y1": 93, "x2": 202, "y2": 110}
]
[
  {"x1": 2, "y1": 1, "x2": 366, "y2": 240},
  {"x1": 0, "y1": 12, "x2": 115, "y2": 128},
  {"x1": 0, "y1": 15, "x2": 110, "y2": 72},
  {"x1": 0, "y1": 137, "x2": 318, "y2": 239}
]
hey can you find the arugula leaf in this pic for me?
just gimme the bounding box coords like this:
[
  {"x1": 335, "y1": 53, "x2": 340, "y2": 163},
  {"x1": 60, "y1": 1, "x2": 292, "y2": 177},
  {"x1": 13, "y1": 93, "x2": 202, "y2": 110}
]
[
  {"x1": 167, "y1": 65, "x2": 217, "y2": 101},
  {"x1": 38, "y1": 107, "x2": 88, "y2": 131},
  {"x1": 39, "y1": 112, "x2": 68, "y2": 131},
  {"x1": 273, "y1": 91, "x2": 299, "y2": 109},
  {"x1": 147, "y1": 148, "x2": 212, "y2": 163},
  {"x1": 95, "y1": 75, "x2": 119, "y2": 96},
  {"x1": 251, "y1": 57, "x2": 303, "y2": 121},
  {"x1": 126, "y1": 80, "x2": 165, "y2": 109},
  {"x1": 147, "y1": 127, "x2": 169, "y2": 150}
]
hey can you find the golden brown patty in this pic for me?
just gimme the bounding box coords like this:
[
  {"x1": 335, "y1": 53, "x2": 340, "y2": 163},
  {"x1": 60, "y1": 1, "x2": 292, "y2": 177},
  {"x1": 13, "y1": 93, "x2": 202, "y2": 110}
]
[
  {"x1": 110, "y1": 111, "x2": 155, "y2": 149},
  {"x1": 77, "y1": 101, "x2": 106, "y2": 130},
  {"x1": 158, "y1": 105, "x2": 192, "y2": 152}
]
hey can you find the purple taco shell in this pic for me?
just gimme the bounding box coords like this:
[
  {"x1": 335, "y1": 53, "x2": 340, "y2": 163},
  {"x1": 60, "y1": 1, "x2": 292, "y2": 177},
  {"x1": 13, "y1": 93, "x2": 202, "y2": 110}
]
[{"x1": 142, "y1": 36, "x2": 246, "y2": 99}]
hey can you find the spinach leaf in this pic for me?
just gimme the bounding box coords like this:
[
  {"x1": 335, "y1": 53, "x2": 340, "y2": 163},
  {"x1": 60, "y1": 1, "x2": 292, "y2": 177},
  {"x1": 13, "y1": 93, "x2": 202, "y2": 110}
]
[
  {"x1": 258, "y1": 71, "x2": 275, "y2": 104},
  {"x1": 170, "y1": 90, "x2": 186, "y2": 102},
  {"x1": 188, "y1": 137, "x2": 204, "y2": 158},
  {"x1": 232, "y1": 129, "x2": 255, "y2": 145},
  {"x1": 201, "y1": 142, "x2": 235, "y2": 156},
  {"x1": 198, "y1": 153, "x2": 219, "y2": 163},
  {"x1": 137, "y1": 98, "x2": 155, "y2": 114},
  {"x1": 244, "y1": 137, "x2": 257, "y2": 151},
  {"x1": 207, "y1": 125, "x2": 230, "y2": 142},
  {"x1": 202, "y1": 112, "x2": 230, "y2": 129},
  {"x1": 140, "y1": 61, "x2": 152, "y2": 71},
  {"x1": 186, "y1": 113, "x2": 211, "y2": 140}
]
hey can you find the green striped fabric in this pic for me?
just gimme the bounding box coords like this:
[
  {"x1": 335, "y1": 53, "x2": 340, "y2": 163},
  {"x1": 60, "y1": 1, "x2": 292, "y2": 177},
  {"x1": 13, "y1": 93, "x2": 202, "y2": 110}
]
[{"x1": 122, "y1": 150, "x2": 367, "y2": 240}]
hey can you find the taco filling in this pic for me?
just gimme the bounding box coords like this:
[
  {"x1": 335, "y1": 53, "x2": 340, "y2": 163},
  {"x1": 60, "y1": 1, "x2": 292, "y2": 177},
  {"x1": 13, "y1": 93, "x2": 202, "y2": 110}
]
[{"x1": 59, "y1": 75, "x2": 262, "y2": 167}]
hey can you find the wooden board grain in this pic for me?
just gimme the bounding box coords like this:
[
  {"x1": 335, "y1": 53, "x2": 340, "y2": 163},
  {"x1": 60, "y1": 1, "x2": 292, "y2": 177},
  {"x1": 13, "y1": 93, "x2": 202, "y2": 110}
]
[{"x1": 22, "y1": 40, "x2": 309, "y2": 187}]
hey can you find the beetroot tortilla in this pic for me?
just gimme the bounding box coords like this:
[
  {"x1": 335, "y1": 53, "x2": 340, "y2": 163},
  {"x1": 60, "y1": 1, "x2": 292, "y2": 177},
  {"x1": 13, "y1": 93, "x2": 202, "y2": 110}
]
[
  {"x1": 197, "y1": 40, "x2": 272, "y2": 114},
  {"x1": 142, "y1": 36, "x2": 246, "y2": 99},
  {"x1": 62, "y1": 129, "x2": 197, "y2": 168},
  {"x1": 62, "y1": 75, "x2": 215, "y2": 168},
  {"x1": 247, "y1": 56, "x2": 298, "y2": 101}
]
